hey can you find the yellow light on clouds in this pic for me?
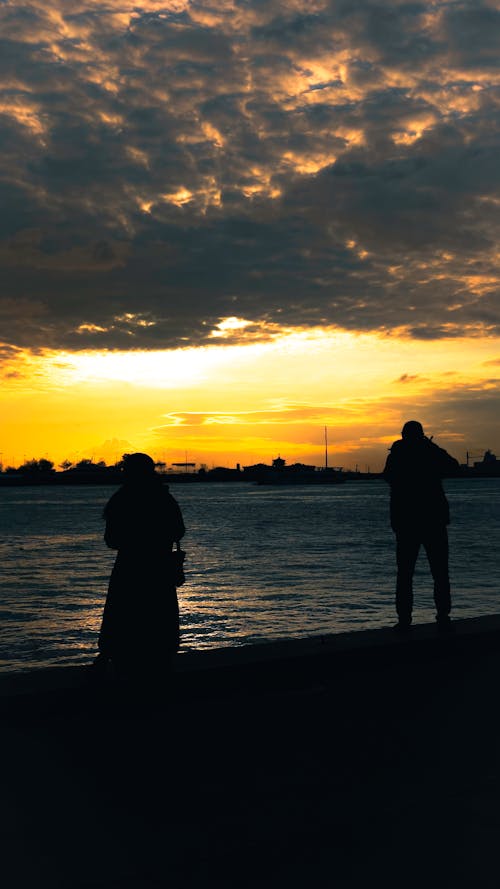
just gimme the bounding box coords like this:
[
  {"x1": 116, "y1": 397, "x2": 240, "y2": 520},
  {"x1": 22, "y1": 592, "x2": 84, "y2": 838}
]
[{"x1": 2, "y1": 325, "x2": 500, "y2": 469}]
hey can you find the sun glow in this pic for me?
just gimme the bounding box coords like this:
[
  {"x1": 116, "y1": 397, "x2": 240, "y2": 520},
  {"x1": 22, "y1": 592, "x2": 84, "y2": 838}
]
[
  {"x1": 2, "y1": 326, "x2": 500, "y2": 471},
  {"x1": 50, "y1": 345, "x2": 231, "y2": 388}
]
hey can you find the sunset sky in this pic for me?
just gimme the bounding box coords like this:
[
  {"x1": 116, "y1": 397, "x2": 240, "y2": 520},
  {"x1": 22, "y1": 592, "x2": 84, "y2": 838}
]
[{"x1": 1, "y1": 0, "x2": 500, "y2": 471}]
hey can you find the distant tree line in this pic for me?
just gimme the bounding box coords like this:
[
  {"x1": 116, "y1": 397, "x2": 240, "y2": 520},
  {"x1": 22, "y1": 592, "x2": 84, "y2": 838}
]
[{"x1": 1, "y1": 455, "x2": 132, "y2": 474}]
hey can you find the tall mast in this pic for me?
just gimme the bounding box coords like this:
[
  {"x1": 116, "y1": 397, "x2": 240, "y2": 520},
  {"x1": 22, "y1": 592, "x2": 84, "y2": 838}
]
[{"x1": 324, "y1": 426, "x2": 328, "y2": 469}]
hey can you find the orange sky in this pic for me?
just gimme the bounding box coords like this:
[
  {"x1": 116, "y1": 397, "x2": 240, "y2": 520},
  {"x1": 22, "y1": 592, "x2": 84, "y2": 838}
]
[{"x1": 2, "y1": 324, "x2": 499, "y2": 471}]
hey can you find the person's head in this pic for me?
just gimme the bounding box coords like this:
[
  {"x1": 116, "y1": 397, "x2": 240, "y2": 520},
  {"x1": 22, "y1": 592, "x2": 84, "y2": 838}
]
[
  {"x1": 122, "y1": 452, "x2": 156, "y2": 483},
  {"x1": 401, "y1": 420, "x2": 425, "y2": 441}
]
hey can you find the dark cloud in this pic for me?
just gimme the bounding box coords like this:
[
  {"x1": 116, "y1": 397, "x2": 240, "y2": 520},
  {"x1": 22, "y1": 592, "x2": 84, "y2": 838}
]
[
  {"x1": 439, "y1": 4, "x2": 500, "y2": 70},
  {"x1": 0, "y1": 0, "x2": 499, "y2": 351},
  {"x1": 417, "y1": 381, "x2": 500, "y2": 452},
  {"x1": 395, "y1": 373, "x2": 423, "y2": 383}
]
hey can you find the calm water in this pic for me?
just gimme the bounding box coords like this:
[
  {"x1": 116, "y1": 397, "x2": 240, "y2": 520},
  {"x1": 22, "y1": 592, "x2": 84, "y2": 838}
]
[{"x1": 0, "y1": 479, "x2": 498, "y2": 672}]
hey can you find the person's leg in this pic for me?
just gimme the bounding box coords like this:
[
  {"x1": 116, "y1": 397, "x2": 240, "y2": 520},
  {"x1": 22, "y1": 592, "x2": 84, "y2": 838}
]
[
  {"x1": 395, "y1": 532, "x2": 420, "y2": 625},
  {"x1": 423, "y1": 527, "x2": 451, "y2": 621}
]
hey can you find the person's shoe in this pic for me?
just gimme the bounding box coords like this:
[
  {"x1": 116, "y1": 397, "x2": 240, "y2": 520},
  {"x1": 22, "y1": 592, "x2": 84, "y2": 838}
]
[
  {"x1": 393, "y1": 620, "x2": 412, "y2": 634},
  {"x1": 86, "y1": 653, "x2": 111, "y2": 684},
  {"x1": 436, "y1": 615, "x2": 454, "y2": 634}
]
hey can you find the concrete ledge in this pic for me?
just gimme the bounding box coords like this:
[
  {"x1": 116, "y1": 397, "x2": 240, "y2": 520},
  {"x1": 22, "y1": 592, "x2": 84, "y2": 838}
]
[{"x1": 2, "y1": 613, "x2": 500, "y2": 706}]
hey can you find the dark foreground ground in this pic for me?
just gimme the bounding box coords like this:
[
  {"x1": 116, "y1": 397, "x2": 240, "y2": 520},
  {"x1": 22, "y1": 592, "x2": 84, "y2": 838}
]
[{"x1": 2, "y1": 616, "x2": 500, "y2": 889}]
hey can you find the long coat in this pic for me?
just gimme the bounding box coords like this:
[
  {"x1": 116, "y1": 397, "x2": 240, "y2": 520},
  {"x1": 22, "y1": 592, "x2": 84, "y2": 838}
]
[{"x1": 98, "y1": 480, "x2": 185, "y2": 662}]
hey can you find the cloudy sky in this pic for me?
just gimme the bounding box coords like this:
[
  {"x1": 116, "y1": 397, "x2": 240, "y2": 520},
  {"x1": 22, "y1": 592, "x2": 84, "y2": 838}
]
[{"x1": 1, "y1": 0, "x2": 500, "y2": 469}]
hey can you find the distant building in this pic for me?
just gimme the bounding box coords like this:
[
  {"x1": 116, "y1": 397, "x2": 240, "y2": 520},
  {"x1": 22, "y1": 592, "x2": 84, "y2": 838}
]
[
  {"x1": 473, "y1": 450, "x2": 500, "y2": 476},
  {"x1": 242, "y1": 455, "x2": 343, "y2": 485}
]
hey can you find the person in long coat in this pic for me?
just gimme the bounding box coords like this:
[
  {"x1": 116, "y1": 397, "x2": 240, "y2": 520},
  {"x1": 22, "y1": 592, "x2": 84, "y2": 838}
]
[
  {"x1": 98, "y1": 452, "x2": 185, "y2": 676},
  {"x1": 383, "y1": 421, "x2": 459, "y2": 631}
]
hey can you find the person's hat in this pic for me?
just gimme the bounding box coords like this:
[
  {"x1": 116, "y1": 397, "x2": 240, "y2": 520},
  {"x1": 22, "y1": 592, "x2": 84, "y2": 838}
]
[{"x1": 123, "y1": 452, "x2": 156, "y2": 480}]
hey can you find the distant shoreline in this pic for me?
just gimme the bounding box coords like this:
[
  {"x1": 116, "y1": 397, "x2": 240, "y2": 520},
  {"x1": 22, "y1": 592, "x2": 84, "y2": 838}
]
[
  {"x1": 0, "y1": 469, "x2": 498, "y2": 487},
  {"x1": 0, "y1": 471, "x2": 380, "y2": 487}
]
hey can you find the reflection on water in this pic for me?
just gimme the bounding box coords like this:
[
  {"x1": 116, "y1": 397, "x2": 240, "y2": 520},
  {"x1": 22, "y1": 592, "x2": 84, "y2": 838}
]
[{"x1": 1, "y1": 479, "x2": 499, "y2": 671}]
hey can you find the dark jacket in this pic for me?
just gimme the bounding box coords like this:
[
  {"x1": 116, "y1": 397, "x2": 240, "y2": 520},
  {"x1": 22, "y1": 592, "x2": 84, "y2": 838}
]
[
  {"x1": 383, "y1": 437, "x2": 459, "y2": 532},
  {"x1": 103, "y1": 479, "x2": 185, "y2": 553}
]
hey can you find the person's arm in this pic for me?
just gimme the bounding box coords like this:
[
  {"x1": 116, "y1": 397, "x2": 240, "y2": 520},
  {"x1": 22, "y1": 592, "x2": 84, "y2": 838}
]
[
  {"x1": 104, "y1": 516, "x2": 121, "y2": 549},
  {"x1": 383, "y1": 445, "x2": 399, "y2": 484},
  {"x1": 432, "y1": 443, "x2": 460, "y2": 477},
  {"x1": 103, "y1": 492, "x2": 123, "y2": 549},
  {"x1": 167, "y1": 494, "x2": 186, "y2": 542}
]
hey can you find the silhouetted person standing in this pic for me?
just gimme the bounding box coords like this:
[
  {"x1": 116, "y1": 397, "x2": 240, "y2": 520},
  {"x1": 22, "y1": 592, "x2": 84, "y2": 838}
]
[
  {"x1": 383, "y1": 421, "x2": 459, "y2": 632},
  {"x1": 97, "y1": 452, "x2": 185, "y2": 679}
]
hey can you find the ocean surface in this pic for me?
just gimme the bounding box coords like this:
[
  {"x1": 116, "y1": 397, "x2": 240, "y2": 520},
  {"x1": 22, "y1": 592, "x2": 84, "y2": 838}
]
[{"x1": 0, "y1": 479, "x2": 499, "y2": 672}]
